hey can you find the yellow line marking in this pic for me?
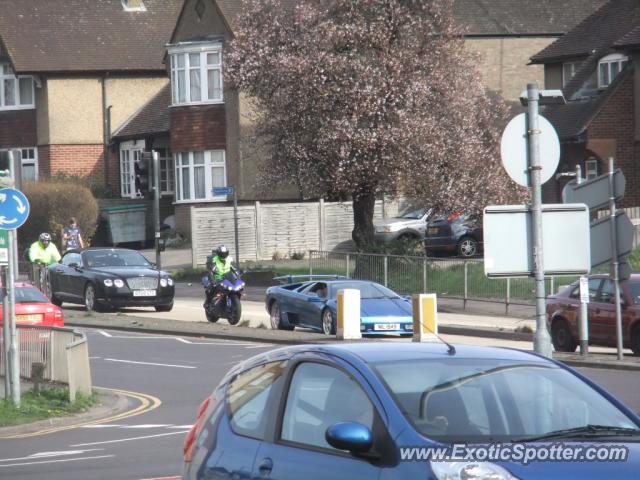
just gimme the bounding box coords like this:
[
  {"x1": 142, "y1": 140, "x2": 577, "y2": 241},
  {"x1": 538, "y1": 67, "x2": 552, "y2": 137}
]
[{"x1": 0, "y1": 387, "x2": 162, "y2": 439}]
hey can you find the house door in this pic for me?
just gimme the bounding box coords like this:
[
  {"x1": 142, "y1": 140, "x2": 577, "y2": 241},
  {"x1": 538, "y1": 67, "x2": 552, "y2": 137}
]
[{"x1": 119, "y1": 141, "x2": 144, "y2": 198}]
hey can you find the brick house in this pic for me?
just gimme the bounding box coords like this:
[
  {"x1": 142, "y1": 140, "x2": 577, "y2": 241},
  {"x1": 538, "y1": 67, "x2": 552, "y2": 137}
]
[
  {"x1": 111, "y1": 0, "x2": 605, "y2": 236},
  {"x1": 0, "y1": 0, "x2": 182, "y2": 197},
  {"x1": 531, "y1": 0, "x2": 640, "y2": 207}
]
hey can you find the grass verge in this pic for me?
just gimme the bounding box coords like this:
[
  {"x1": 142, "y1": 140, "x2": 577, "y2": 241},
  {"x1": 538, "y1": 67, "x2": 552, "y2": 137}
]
[{"x1": 0, "y1": 386, "x2": 98, "y2": 427}]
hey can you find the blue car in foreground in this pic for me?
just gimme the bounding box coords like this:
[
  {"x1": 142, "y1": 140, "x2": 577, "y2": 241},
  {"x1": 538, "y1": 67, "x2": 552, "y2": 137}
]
[
  {"x1": 182, "y1": 343, "x2": 640, "y2": 480},
  {"x1": 265, "y1": 277, "x2": 413, "y2": 336}
]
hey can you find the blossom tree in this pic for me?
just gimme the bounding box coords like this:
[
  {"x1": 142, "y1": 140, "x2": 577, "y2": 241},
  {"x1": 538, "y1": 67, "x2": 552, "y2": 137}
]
[{"x1": 226, "y1": 0, "x2": 523, "y2": 249}]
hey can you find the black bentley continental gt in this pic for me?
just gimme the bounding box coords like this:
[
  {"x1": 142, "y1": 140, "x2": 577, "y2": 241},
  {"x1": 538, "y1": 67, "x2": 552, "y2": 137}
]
[{"x1": 48, "y1": 248, "x2": 175, "y2": 312}]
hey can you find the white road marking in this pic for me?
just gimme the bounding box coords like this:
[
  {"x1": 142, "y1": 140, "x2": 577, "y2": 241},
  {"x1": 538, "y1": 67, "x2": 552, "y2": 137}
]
[
  {"x1": 98, "y1": 330, "x2": 112, "y2": 337},
  {"x1": 169, "y1": 425, "x2": 194, "y2": 429},
  {"x1": 81, "y1": 424, "x2": 175, "y2": 429},
  {"x1": 0, "y1": 455, "x2": 114, "y2": 468},
  {"x1": 104, "y1": 358, "x2": 196, "y2": 369},
  {"x1": 70, "y1": 430, "x2": 190, "y2": 447},
  {"x1": 120, "y1": 424, "x2": 172, "y2": 429},
  {"x1": 175, "y1": 337, "x2": 191, "y2": 343},
  {"x1": 0, "y1": 449, "x2": 103, "y2": 463}
]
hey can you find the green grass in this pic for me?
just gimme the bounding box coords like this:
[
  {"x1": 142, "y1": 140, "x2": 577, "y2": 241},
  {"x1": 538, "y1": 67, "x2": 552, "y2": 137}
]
[{"x1": 0, "y1": 387, "x2": 98, "y2": 427}]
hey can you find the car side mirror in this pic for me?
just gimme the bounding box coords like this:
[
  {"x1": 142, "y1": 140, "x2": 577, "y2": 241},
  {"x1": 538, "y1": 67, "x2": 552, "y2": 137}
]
[
  {"x1": 69, "y1": 262, "x2": 79, "y2": 268},
  {"x1": 325, "y1": 422, "x2": 373, "y2": 454}
]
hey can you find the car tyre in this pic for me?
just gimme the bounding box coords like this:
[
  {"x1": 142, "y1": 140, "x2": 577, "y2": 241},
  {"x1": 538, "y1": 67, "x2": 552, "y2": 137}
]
[
  {"x1": 457, "y1": 236, "x2": 479, "y2": 257},
  {"x1": 228, "y1": 296, "x2": 242, "y2": 326},
  {"x1": 84, "y1": 283, "x2": 101, "y2": 312},
  {"x1": 155, "y1": 302, "x2": 173, "y2": 312},
  {"x1": 270, "y1": 301, "x2": 294, "y2": 331},
  {"x1": 631, "y1": 325, "x2": 640, "y2": 356},
  {"x1": 322, "y1": 308, "x2": 336, "y2": 336},
  {"x1": 551, "y1": 318, "x2": 577, "y2": 352}
]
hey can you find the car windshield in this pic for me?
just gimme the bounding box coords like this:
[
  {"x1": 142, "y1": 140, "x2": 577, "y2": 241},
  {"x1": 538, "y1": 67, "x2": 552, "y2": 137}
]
[
  {"x1": 82, "y1": 250, "x2": 151, "y2": 268},
  {"x1": 15, "y1": 287, "x2": 49, "y2": 304},
  {"x1": 329, "y1": 282, "x2": 400, "y2": 300},
  {"x1": 372, "y1": 358, "x2": 637, "y2": 442},
  {"x1": 399, "y1": 206, "x2": 429, "y2": 220}
]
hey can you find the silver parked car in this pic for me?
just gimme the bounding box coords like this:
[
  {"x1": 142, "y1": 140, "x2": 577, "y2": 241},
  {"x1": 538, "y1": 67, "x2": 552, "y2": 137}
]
[{"x1": 374, "y1": 206, "x2": 432, "y2": 243}]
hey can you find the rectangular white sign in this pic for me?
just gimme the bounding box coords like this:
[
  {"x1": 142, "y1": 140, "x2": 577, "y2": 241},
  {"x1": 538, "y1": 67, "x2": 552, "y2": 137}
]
[{"x1": 483, "y1": 204, "x2": 591, "y2": 277}]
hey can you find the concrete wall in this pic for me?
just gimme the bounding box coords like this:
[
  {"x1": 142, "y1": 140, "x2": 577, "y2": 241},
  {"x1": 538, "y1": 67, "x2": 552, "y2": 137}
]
[{"x1": 106, "y1": 77, "x2": 169, "y2": 135}]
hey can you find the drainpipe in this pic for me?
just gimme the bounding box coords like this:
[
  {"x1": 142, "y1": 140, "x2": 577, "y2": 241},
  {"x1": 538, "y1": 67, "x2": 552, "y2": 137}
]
[{"x1": 101, "y1": 76, "x2": 111, "y2": 188}]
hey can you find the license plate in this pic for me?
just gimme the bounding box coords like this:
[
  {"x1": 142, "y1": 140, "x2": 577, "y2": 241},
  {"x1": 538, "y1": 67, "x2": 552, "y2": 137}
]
[
  {"x1": 16, "y1": 314, "x2": 43, "y2": 323},
  {"x1": 374, "y1": 323, "x2": 400, "y2": 331},
  {"x1": 133, "y1": 290, "x2": 156, "y2": 297},
  {"x1": 427, "y1": 227, "x2": 439, "y2": 235}
]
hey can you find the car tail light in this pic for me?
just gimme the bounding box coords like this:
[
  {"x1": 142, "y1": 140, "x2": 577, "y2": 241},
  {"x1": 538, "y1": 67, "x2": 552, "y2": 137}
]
[
  {"x1": 184, "y1": 395, "x2": 212, "y2": 462},
  {"x1": 447, "y1": 211, "x2": 462, "y2": 222}
]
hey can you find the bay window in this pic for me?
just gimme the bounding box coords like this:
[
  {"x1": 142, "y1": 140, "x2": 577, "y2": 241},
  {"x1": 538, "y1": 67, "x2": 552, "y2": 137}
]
[
  {"x1": 0, "y1": 63, "x2": 35, "y2": 110},
  {"x1": 174, "y1": 150, "x2": 227, "y2": 202},
  {"x1": 169, "y1": 43, "x2": 223, "y2": 105}
]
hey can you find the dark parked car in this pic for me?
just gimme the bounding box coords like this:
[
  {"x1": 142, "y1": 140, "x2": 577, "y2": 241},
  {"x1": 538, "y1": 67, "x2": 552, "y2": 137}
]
[
  {"x1": 182, "y1": 342, "x2": 640, "y2": 480},
  {"x1": 424, "y1": 210, "x2": 483, "y2": 257},
  {"x1": 546, "y1": 274, "x2": 640, "y2": 355},
  {"x1": 48, "y1": 248, "x2": 174, "y2": 312}
]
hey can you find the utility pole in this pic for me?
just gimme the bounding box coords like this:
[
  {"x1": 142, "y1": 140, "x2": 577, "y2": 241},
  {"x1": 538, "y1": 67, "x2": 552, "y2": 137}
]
[
  {"x1": 152, "y1": 150, "x2": 161, "y2": 270},
  {"x1": 526, "y1": 84, "x2": 553, "y2": 358}
]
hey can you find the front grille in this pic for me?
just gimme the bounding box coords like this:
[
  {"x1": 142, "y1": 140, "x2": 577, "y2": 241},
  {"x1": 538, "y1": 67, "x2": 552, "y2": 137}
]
[{"x1": 126, "y1": 277, "x2": 158, "y2": 290}]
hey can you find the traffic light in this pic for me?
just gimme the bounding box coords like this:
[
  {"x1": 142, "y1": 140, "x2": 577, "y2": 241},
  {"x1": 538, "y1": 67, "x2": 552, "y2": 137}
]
[{"x1": 134, "y1": 152, "x2": 154, "y2": 195}]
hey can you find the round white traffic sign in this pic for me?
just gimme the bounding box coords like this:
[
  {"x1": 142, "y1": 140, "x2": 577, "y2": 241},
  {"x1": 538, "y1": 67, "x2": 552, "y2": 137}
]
[{"x1": 500, "y1": 113, "x2": 560, "y2": 187}]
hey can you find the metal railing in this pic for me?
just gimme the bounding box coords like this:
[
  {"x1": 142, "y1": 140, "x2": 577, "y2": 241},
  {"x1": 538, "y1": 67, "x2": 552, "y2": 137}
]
[
  {"x1": 1, "y1": 325, "x2": 92, "y2": 401},
  {"x1": 309, "y1": 251, "x2": 580, "y2": 313}
]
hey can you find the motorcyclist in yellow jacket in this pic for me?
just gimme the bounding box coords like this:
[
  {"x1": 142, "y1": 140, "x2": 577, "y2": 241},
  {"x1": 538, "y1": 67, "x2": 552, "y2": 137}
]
[
  {"x1": 29, "y1": 232, "x2": 61, "y2": 265},
  {"x1": 204, "y1": 245, "x2": 239, "y2": 307}
]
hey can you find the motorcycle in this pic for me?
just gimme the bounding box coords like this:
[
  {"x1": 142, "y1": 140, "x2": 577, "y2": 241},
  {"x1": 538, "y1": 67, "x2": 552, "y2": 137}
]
[{"x1": 202, "y1": 270, "x2": 245, "y2": 325}]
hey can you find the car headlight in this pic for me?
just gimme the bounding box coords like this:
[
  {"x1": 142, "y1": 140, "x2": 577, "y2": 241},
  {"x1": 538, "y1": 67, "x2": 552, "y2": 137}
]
[
  {"x1": 168, "y1": 278, "x2": 174, "y2": 286},
  {"x1": 160, "y1": 278, "x2": 168, "y2": 287},
  {"x1": 383, "y1": 225, "x2": 402, "y2": 233},
  {"x1": 431, "y1": 461, "x2": 518, "y2": 480},
  {"x1": 114, "y1": 279, "x2": 124, "y2": 288},
  {"x1": 103, "y1": 279, "x2": 113, "y2": 287}
]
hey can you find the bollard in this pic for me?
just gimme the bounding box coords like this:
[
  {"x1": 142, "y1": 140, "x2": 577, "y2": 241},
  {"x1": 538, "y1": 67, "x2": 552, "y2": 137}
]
[
  {"x1": 412, "y1": 293, "x2": 438, "y2": 342},
  {"x1": 337, "y1": 289, "x2": 361, "y2": 340}
]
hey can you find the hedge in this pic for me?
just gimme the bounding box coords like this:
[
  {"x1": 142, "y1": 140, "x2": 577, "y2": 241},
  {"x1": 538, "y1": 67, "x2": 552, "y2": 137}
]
[{"x1": 18, "y1": 181, "x2": 99, "y2": 250}]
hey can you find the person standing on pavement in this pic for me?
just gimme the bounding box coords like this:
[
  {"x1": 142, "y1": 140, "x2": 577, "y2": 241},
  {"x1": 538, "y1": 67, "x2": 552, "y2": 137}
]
[{"x1": 62, "y1": 216, "x2": 84, "y2": 251}]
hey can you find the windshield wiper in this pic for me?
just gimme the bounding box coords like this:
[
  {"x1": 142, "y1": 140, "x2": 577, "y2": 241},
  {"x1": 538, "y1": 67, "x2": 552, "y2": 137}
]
[{"x1": 512, "y1": 425, "x2": 640, "y2": 442}]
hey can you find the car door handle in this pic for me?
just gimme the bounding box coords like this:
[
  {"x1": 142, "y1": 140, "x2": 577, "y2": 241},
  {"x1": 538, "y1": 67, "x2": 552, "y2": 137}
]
[{"x1": 258, "y1": 457, "x2": 273, "y2": 477}]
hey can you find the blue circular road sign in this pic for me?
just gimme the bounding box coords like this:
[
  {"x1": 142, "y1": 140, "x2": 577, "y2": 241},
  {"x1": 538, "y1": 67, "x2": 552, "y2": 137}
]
[{"x1": 0, "y1": 188, "x2": 30, "y2": 230}]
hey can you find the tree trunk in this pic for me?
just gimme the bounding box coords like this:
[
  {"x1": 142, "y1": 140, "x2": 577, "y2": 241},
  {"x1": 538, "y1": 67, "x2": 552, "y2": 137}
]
[{"x1": 352, "y1": 190, "x2": 376, "y2": 250}]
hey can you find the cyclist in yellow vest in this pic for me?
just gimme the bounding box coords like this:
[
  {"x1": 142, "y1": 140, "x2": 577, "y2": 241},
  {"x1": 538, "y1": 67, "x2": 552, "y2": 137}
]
[{"x1": 29, "y1": 232, "x2": 61, "y2": 266}]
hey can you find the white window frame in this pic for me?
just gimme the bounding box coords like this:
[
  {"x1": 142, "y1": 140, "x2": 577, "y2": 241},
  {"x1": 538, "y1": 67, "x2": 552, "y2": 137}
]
[
  {"x1": 0, "y1": 147, "x2": 38, "y2": 180},
  {"x1": 156, "y1": 147, "x2": 174, "y2": 195},
  {"x1": 598, "y1": 53, "x2": 628, "y2": 89},
  {"x1": 174, "y1": 150, "x2": 227, "y2": 203},
  {"x1": 585, "y1": 157, "x2": 598, "y2": 180},
  {"x1": 168, "y1": 43, "x2": 223, "y2": 106},
  {"x1": 0, "y1": 63, "x2": 35, "y2": 110},
  {"x1": 562, "y1": 61, "x2": 581, "y2": 87},
  {"x1": 119, "y1": 140, "x2": 145, "y2": 198}
]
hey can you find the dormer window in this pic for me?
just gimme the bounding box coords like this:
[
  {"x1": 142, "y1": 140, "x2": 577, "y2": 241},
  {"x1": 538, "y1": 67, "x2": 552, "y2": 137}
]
[
  {"x1": 169, "y1": 43, "x2": 223, "y2": 106},
  {"x1": 598, "y1": 53, "x2": 628, "y2": 89},
  {"x1": 121, "y1": 0, "x2": 146, "y2": 12},
  {"x1": 562, "y1": 61, "x2": 581, "y2": 87},
  {"x1": 0, "y1": 63, "x2": 34, "y2": 110}
]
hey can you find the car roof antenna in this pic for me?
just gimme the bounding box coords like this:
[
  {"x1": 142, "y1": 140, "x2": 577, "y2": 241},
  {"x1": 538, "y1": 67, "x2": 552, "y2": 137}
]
[{"x1": 418, "y1": 319, "x2": 456, "y2": 355}]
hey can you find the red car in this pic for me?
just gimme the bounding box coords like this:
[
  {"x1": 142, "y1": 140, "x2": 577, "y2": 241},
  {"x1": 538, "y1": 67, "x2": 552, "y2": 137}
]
[
  {"x1": 0, "y1": 282, "x2": 64, "y2": 327},
  {"x1": 546, "y1": 274, "x2": 640, "y2": 355}
]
